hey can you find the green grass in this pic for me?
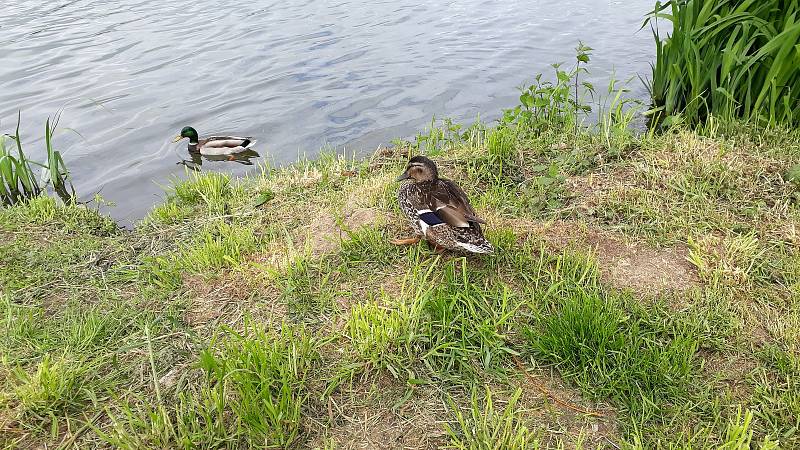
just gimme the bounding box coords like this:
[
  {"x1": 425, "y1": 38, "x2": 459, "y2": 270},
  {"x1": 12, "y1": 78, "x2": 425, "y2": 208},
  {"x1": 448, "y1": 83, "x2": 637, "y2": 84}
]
[
  {"x1": 178, "y1": 221, "x2": 260, "y2": 273},
  {"x1": 2, "y1": 119, "x2": 798, "y2": 447},
  {"x1": 526, "y1": 282, "x2": 698, "y2": 426},
  {"x1": 445, "y1": 387, "x2": 537, "y2": 449},
  {"x1": 101, "y1": 322, "x2": 319, "y2": 449},
  {"x1": 408, "y1": 258, "x2": 520, "y2": 379},
  {"x1": 345, "y1": 299, "x2": 412, "y2": 377}
]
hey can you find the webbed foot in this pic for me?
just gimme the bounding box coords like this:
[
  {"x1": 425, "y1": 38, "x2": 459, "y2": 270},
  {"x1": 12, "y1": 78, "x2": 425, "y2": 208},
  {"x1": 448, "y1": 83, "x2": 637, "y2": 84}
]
[{"x1": 390, "y1": 236, "x2": 421, "y2": 246}]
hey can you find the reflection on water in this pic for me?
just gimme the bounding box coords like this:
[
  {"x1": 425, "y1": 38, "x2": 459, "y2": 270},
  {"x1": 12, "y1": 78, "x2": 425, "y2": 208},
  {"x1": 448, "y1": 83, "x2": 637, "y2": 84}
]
[
  {"x1": 0, "y1": 0, "x2": 657, "y2": 225},
  {"x1": 177, "y1": 149, "x2": 261, "y2": 171}
]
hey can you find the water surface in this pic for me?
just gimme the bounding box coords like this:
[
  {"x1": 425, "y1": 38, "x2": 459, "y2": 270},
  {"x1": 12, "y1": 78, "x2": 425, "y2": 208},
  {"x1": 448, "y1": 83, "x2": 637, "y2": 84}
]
[{"x1": 0, "y1": 0, "x2": 656, "y2": 224}]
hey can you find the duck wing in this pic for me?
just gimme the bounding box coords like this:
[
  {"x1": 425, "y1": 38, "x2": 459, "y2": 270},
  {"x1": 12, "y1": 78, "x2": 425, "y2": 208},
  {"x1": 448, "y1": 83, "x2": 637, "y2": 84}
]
[
  {"x1": 202, "y1": 136, "x2": 254, "y2": 148},
  {"x1": 198, "y1": 136, "x2": 257, "y2": 156},
  {"x1": 414, "y1": 179, "x2": 485, "y2": 229}
]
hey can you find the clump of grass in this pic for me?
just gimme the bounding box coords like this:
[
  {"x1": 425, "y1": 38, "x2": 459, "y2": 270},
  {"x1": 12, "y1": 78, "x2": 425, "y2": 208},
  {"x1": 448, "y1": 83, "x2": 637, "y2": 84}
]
[
  {"x1": 345, "y1": 300, "x2": 412, "y2": 377},
  {"x1": 407, "y1": 117, "x2": 470, "y2": 157},
  {"x1": 687, "y1": 231, "x2": 770, "y2": 288},
  {"x1": 102, "y1": 388, "x2": 233, "y2": 450},
  {"x1": 125, "y1": 218, "x2": 261, "y2": 292},
  {"x1": 137, "y1": 255, "x2": 183, "y2": 290},
  {"x1": 526, "y1": 273, "x2": 698, "y2": 425},
  {"x1": 749, "y1": 346, "x2": 800, "y2": 446},
  {"x1": 1, "y1": 299, "x2": 141, "y2": 425},
  {"x1": 337, "y1": 226, "x2": 402, "y2": 268},
  {"x1": 0, "y1": 294, "x2": 44, "y2": 357},
  {"x1": 169, "y1": 171, "x2": 237, "y2": 216},
  {"x1": 0, "y1": 195, "x2": 117, "y2": 235},
  {"x1": 466, "y1": 126, "x2": 520, "y2": 189},
  {"x1": 103, "y1": 322, "x2": 319, "y2": 449},
  {"x1": 145, "y1": 171, "x2": 242, "y2": 226},
  {"x1": 146, "y1": 200, "x2": 194, "y2": 225},
  {"x1": 646, "y1": 0, "x2": 800, "y2": 127},
  {"x1": 178, "y1": 221, "x2": 259, "y2": 273},
  {"x1": 199, "y1": 323, "x2": 318, "y2": 447},
  {"x1": 598, "y1": 74, "x2": 641, "y2": 156},
  {"x1": 10, "y1": 353, "x2": 106, "y2": 419},
  {"x1": 445, "y1": 387, "x2": 537, "y2": 449},
  {"x1": 409, "y1": 258, "x2": 520, "y2": 378},
  {"x1": 626, "y1": 408, "x2": 781, "y2": 449},
  {"x1": 719, "y1": 409, "x2": 781, "y2": 450},
  {"x1": 751, "y1": 371, "x2": 800, "y2": 445},
  {"x1": 274, "y1": 256, "x2": 335, "y2": 318}
]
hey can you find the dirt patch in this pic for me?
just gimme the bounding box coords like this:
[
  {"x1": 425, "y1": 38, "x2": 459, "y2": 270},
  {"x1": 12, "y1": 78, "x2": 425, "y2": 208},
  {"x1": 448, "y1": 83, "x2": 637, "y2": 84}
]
[
  {"x1": 513, "y1": 362, "x2": 620, "y2": 449},
  {"x1": 344, "y1": 208, "x2": 381, "y2": 231},
  {"x1": 301, "y1": 207, "x2": 383, "y2": 256},
  {"x1": 182, "y1": 271, "x2": 283, "y2": 329},
  {"x1": 39, "y1": 292, "x2": 69, "y2": 317},
  {"x1": 305, "y1": 376, "x2": 447, "y2": 449},
  {"x1": 567, "y1": 168, "x2": 637, "y2": 213},
  {"x1": 303, "y1": 212, "x2": 341, "y2": 255},
  {"x1": 0, "y1": 230, "x2": 12, "y2": 244},
  {"x1": 699, "y1": 350, "x2": 759, "y2": 404},
  {"x1": 538, "y1": 220, "x2": 699, "y2": 295}
]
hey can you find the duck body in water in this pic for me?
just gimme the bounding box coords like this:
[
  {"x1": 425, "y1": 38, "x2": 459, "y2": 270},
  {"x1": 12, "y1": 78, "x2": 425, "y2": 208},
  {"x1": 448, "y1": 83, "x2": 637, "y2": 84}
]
[
  {"x1": 394, "y1": 155, "x2": 494, "y2": 254},
  {"x1": 172, "y1": 126, "x2": 257, "y2": 157}
]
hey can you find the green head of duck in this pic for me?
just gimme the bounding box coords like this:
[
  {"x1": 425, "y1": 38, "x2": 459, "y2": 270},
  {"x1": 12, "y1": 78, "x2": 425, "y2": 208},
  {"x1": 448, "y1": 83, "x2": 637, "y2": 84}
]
[{"x1": 172, "y1": 126, "x2": 200, "y2": 144}]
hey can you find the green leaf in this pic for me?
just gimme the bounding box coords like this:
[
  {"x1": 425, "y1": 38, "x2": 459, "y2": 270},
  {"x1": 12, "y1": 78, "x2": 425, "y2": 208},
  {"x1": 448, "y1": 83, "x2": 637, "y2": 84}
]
[
  {"x1": 254, "y1": 190, "x2": 275, "y2": 208},
  {"x1": 786, "y1": 164, "x2": 800, "y2": 184}
]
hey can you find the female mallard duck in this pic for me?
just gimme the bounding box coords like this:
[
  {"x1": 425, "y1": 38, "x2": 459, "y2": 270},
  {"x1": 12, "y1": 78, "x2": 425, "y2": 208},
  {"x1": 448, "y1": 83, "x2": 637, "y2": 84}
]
[
  {"x1": 172, "y1": 126, "x2": 257, "y2": 157},
  {"x1": 393, "y1": 156, "x2": 494, "y2": 254}
]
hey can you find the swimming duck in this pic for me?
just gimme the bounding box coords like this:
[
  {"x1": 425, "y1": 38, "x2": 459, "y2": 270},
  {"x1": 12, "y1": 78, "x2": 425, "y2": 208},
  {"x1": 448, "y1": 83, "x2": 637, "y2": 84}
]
[
  {"x1": 394, "y1": 156, "x2": 494, "y2": 254},
  {"x1": 172, "y1": 126, "x2": 257, "y2": 157}
]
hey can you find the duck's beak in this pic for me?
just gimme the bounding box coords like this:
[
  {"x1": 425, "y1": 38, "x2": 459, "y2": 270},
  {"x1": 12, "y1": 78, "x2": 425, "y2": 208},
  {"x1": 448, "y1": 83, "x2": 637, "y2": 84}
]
[
  {"x1": 171, "y1": 135, "x2": 184, "y2": 143},
  {"x1": 396, "y1": 172, "x2": 411, "y2": 182}
]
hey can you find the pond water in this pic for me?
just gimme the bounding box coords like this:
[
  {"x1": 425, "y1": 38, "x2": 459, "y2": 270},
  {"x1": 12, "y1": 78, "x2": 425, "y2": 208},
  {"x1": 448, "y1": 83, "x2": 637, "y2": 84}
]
[{"x1": 1, "y1": 0, "x2": 657, "y2": 224}]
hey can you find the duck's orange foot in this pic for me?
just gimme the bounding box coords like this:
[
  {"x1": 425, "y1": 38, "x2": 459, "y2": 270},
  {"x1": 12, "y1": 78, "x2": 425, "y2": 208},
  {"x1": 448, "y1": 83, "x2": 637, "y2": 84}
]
[
  {"x1": 390, "y1": 236, "x2": 421, "y2": 246},
  {"x1": 227, "y1": 155, "x2": 236, "y2": 161}
]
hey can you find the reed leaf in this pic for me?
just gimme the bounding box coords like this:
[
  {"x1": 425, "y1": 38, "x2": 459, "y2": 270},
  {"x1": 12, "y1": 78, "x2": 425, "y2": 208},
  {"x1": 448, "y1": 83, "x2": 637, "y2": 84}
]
[
  {"x1": 0, "y1": 113, "x2": 75, "y2": 206},
  {"x1": 647, "y1": 0, "x2": 800, "y2": 127}
]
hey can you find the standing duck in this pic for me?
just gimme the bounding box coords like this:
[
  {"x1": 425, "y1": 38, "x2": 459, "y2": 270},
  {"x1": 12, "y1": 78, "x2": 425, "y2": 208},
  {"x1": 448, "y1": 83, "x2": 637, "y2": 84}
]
[
  {"x1": 394, "y1": 156, "x2": 494, "y2": 254},
  {"x1": 172, "y1": 126, "x2": 257, "y2": 158}
]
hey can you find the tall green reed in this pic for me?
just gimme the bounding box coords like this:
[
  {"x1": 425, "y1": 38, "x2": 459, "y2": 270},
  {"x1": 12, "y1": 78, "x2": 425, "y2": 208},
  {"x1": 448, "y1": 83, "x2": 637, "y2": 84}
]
[
  {"x1": 0, "y1": 112, "x2": 75, "y2": 206},
  {"x1": 645, "y1": 0, "x2": 800, "y2": 128}
]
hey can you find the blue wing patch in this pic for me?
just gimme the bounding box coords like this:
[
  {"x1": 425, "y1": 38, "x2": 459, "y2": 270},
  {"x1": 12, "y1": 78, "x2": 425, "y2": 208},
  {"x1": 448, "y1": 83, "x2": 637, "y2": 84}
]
[{"x1": 418, "y1": 211, "x2": 444, "y2": 225}]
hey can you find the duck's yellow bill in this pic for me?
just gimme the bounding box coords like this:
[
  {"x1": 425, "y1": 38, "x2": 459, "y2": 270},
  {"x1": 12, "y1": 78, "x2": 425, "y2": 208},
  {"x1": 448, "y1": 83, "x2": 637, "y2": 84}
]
[{"x1": 171, "y1": 135, "x2": 184, "y2": 143}]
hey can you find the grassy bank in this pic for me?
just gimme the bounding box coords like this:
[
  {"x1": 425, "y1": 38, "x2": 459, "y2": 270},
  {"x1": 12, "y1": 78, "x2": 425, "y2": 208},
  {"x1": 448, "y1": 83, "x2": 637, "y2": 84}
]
[{"x1": 1, "y1": 103, "x2": 799, "y2": 448}]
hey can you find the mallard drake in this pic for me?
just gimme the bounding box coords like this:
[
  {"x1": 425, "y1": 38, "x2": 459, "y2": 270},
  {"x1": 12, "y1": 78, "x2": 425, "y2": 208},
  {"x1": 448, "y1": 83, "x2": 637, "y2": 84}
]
[
  {"x1": 172, "y1": 126, "x2": 257, "y2": 157},
  {"x1": 393, "y1": 156, "x2": 494, "y2": 254}
]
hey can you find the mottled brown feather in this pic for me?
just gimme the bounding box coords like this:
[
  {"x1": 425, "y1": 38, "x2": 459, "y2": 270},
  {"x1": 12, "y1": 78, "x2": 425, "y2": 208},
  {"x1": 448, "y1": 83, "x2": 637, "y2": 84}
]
[{"x1": 411, "y1": 178, "x2": 485, "y2": 229}]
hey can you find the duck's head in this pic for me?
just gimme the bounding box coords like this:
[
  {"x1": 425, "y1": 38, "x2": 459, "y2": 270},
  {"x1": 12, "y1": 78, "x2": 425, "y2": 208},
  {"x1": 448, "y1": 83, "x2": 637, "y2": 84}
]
[
  {"x1": 396, "y1": 155, "x2": 438, "y2": 182},
  {"x1": 172, "y1": 126, "x2": 199, "y2": 144}
]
